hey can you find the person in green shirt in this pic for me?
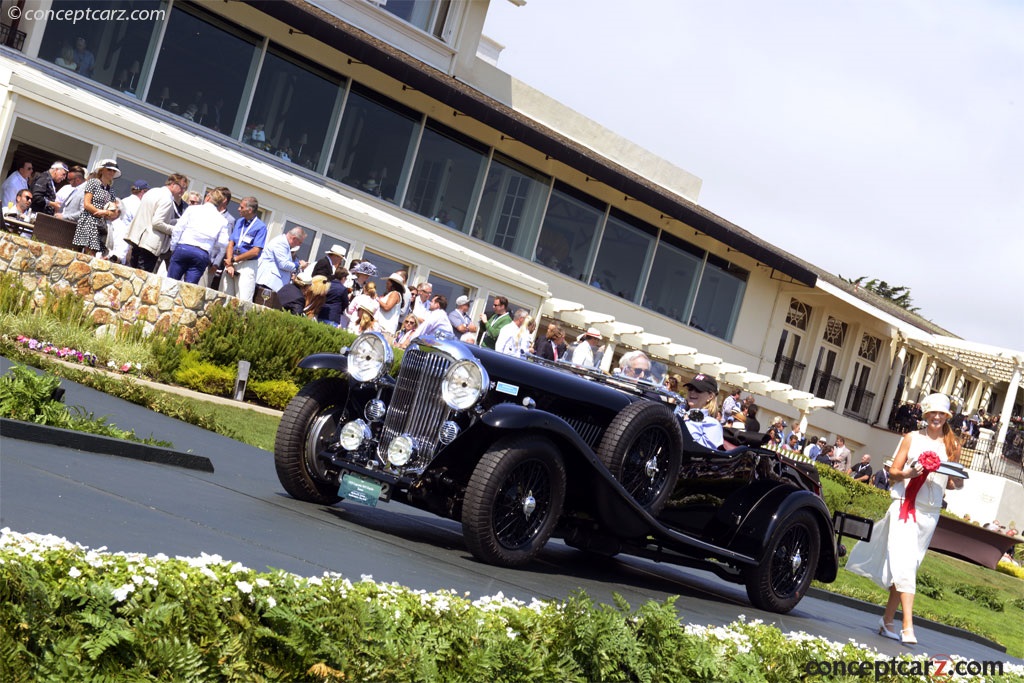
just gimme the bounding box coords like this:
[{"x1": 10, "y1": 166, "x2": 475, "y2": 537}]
[{"x1": 479, "y1": 295, "x2": 511, "y2": 349}]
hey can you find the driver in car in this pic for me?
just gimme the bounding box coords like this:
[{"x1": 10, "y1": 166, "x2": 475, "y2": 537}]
[
  {"x1": 681, "y1": 374, "x2": 725, "y2": 449},
  {"x1": 617, "y1": 350, "x2": 653, "y2": 381}
]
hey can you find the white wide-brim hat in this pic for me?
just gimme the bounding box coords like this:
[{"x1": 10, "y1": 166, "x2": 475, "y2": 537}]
[
  {"x1": 920, "y1": 393, "x2": 952, "y2": 417},
  {"x1": 325, "y1": 244, "x2": 347, "y2": 258},
  {"x1": 94, "y1": 159, "x2": 122, "y2": 179}
]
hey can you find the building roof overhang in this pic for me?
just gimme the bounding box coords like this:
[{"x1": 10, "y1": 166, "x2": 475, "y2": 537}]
[{"x1": 247, "y1": 0, "x2": 818, "y2": 287}]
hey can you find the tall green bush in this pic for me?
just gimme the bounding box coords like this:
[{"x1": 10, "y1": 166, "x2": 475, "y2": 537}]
[{"x1": 193, "y1": 305, "x2": 355, "y2": 382}]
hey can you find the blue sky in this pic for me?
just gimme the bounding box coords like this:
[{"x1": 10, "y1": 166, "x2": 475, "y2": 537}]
[{"x1": 483, "y1": 0, "x2": 1023, "y2": 352}]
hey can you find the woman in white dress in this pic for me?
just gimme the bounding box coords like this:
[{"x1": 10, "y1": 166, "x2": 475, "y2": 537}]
[
  {"x1": 376, "y1": 273, "x2": 405, "y2": 339},
  {"x1": 846, "y1": 393, "x2": 962, "y2": 645}
]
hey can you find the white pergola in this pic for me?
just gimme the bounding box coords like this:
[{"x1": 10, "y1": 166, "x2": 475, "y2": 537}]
[{"x1": 540, "y1": 298, "x2": 835, "y2": 416}]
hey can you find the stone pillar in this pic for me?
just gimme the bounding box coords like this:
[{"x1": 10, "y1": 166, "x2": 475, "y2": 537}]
[
  {"x1": 996, "y1": 363, "x2": 1022, "y2": 446},
  {"x1": 874, "y1": 344, "x2": 907, "y2": 426}
]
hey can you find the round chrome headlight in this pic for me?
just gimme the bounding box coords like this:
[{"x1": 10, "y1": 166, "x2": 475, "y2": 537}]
[
  {"x1": 347, "y1": 332, "x2": 393, "y2": 383},
  {"x1": 387, "y1": 434, "x2": 416, "y2": 467},
  {"x1": 339, "y1": 419, "x2": 371, "y2": 451},
  {"x1": 441, "y1": 359, "x2": 488, "y2": 411}
]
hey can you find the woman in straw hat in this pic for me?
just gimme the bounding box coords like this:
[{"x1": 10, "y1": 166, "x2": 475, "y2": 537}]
[
  {"x1": 377, "y1": 272, "x2": 406, "y2": 338},
  {"x1": 846, "y1": 392, "x2": 963, "y2": 645}
]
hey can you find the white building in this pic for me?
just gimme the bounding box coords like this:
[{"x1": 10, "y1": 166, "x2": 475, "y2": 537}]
[{"x1": 1, "y1": 0, "x2": 1020, "y2": 516}]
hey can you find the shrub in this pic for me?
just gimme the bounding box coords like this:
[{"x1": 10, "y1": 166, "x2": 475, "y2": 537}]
[
  {"x1": 248, "y1": 379, "x2": 299, "y2": 410},
  {"x1": 952, "y1": 583, "x2": 1005, "y2": 611},
  {"x1": 149, "y1": 328, "x2": 185, "y2": 382},
  {"x1": 0, "y1": 271, "x2": 32, "y2": 315},
  {"x1": 193, "y1": 305, "x2": 355, "y2": 383},
  {"x1": 916, "y1": 570, "x2": 944, "y2": 599},
  {"x1": 0, "y1": 363, "x2": 170, "y2": 446},
  {"x1": 173, "y1": 352, "x2": 235, "y2": 397},
  {"x1": 999, "y1": 561, "x2": 1024, "y2": 581}
]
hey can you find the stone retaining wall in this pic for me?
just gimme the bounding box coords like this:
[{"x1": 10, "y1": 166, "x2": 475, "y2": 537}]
[{"x1": 0, "y1": 232, "x2": 244, "y2": 341}]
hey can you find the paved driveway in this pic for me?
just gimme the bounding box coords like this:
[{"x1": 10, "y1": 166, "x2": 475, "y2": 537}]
[{"x1": 1, "y1": 356, "x2": 1019, "y2": 665}]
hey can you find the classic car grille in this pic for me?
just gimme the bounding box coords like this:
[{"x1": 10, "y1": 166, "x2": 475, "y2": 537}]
[{"x1": 379, "y1": 348, "x2": 453, "y2": 467}]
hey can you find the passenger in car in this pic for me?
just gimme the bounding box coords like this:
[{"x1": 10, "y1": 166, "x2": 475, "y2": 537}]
[{"x1": 681, "y1": 373, "x2": 724, "y2": 449}]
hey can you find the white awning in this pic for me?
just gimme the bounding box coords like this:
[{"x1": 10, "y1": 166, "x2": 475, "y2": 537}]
[{"x1": 544, "y1": 303, "x2": 834, "y2": 412}]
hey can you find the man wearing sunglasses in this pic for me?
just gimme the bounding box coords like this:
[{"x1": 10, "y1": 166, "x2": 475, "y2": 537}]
[{"x1": 618, "y1": 350, "x2": 652, "y2": 380}]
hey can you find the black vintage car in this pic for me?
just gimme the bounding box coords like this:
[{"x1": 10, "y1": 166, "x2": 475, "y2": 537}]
[{"x1": 274, "y1": 332, "x2": 862, "y2": 613}]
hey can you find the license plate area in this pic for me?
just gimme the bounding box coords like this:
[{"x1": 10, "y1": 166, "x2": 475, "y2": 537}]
[
  {"x1": 338, "y1": 471, "x2": 390, "y2": 507},
  {"x1": 833, "y1": 512, "x2": 873, "y2": 541}
]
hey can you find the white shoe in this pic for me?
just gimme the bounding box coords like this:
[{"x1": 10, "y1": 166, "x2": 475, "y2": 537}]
[
  {"x1": 901, "y1": 627, "x2": 917, "y2": 645},
  {"x1": 878, "y1": 617, "x2": 899, "y2": 641}
]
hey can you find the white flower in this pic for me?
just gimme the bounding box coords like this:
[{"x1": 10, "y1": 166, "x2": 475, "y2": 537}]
[
  {"x1": 255, "y1": 578, "x2": 270, "y2": 588},
  {"x1": 112, "y1": 583, "x2": 135, "y2": 602},
  {"x1": 68, "y1": 566, "x2": 81, "y2": 578},
  {"x1": 131, "y1": 575, "x2": 144, "y2": 585},
  {"x1": 200, "y1": 566, "x2": 218, "y2": 581},
  {"x1": 266, "y1": 596, "x2": 277, "y2": 609},
  {"x1": 235, "y1": 580, "x2": 253, "y2": 594}
]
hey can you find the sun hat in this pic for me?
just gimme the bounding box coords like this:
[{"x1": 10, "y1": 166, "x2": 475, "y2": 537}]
[
  {"x1": 920, "y1": 393, "x2": 952, "y2": 417},
  {"x1": 584, "y1": 327, "x2": 601, "y2": 338},
  {"x1": 325, "y1": 244, "x2": 347, "y2": 258},
  {"x1": 684, "y1": 373, "x2": 718, "y2": 394},
  {"x1": 387, "y1": 272, "x2": 406, "y2": 291},
  {"x1": 93, "y1": 159, "x2": 121, "y2": 178},
  {"x1": 294, "y1": 272, "x2": 312, "y2": 286},
  {"x1": 455, "y1": 295, "x2": 470, "y2": 307},
  {"x1": 350, "y1": 261, "x2": 378, "y2": 276}
]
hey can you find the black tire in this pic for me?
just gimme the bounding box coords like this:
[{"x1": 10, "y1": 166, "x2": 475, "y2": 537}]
[
  {"x1": 274, "y1": 378, "x2": 349, "y2": 504},
  {"x1": 596, "y1": 400, "x2": 683, "y2": 515},
  {"x1": 462, "y1": 436, "x2": 567, "y2": 567},
  {"x1": 744, "y1": 509, "x2": 821, "y2": 613}
]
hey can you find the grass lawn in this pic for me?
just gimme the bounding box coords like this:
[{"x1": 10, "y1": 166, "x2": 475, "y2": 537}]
[
  {"x1": 818, "y1": 551, "x2": 1024, "y2": 657},
  {"x1": 188, "y1": 398, "x2": 280, "y2": 452}
]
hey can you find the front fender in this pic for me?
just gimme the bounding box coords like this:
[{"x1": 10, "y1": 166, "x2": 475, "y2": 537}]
[
  {"x1": 297, "y1": 353, "x2": 348, "y2": 372},
  {"x1": 479, "y1": 403, "x2": 595, "y2": 458},
  {"x1": 732, "y1": 488, "x2": 838, "y2": 582}
]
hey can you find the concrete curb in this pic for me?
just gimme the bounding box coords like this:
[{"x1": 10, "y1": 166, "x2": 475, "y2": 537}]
[
  {"x1": 806, "y1": 586, "x2": 1007, "y2": 653},
  {"x1": 0, "y1": 418, "x2": 215, "y2": 473}
]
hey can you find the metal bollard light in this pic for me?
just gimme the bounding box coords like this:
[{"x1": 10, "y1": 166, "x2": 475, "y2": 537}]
[{"x1": 234, "y1": 360, "x2": 251, "y2": 401}]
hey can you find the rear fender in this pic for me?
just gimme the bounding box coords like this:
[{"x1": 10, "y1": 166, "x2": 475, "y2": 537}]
[{"x1": 731, "y1": 488, "x2": 838, "y2": 581}]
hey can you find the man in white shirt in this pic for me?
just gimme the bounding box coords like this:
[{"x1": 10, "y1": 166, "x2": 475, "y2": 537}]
[
  {"x1": 2, "y1": 161, "x2": 33, "y2": 207},
  {"x1": 412, "y1": 294, "x2": 454, "y2": 340},
  {"x1": 496, "y1": 309, "x2": 527, "y2": 356},
  {"x1": 167, "y1": 188, "x2": 231, "y2": 284},
  {"x1": 571, "y1": 327, "x2": 602, "y2": 368},
  {"x1": 721, "y1": 388, "x2": 742, "y2": 424},
  {"x1": 413, "y1": 281, "x2": 432, "y2": 323}
]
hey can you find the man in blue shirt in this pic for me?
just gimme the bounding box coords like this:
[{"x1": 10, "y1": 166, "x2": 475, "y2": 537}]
[
  {"x1": 220, "y1": 196, "x2": 267, "y2": 302},
  {"x1": 256, "y1": 226, "x2": 307, "y2": 298}
]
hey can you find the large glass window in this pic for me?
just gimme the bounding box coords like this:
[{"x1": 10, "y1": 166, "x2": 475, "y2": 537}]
[
  {"x1": 473, "y1": 153, "x2": 550, "y2": 258},
  {"x1": 688, "y1": 254, "x2": 748, "y2": 340},
  {"x1": 243, "y1": 44, "x2": 344, "y2": 171},
  {"x1": 110, "y1": 157, "x2": 168, "y2": 200},
  {"x1": 642, "y1": 233, "x2": 704, "y2": 323},
  {"x1": 405, "y1": 120, "x2": 487, "y2": 230},
  {"x1": 372, "y1": 0, "x2": 450, "y2": 39},
  {"x1": 38, "y1": 0, "x2": 165, "y2": 96},
  {"x1": 327, "y1": 83, "x2": 419, "y2": 202},
  {"x1": 362, "y1": 249, "x2": 410, "y2": 294},
  {"x1": 426, "y1": 273, "x2": 470, "y2": 310},
  {"x1": 590, "y1": 209, "x2": 655, "y2": 302},
  {"x1": 146, "y1": 3, "x2": 260, "y2": 136},
  {"x1": 534, "y1": 181, "x2": 604, "y2": 281}
]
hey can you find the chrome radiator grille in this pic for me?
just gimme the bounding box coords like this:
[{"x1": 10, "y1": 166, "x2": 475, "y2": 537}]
[{"x1": 379, "y1": 348, "x2": 453, "y2": 467}]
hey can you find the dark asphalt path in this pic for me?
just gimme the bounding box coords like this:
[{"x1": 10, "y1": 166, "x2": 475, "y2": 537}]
[{"x1": 1, "y1": 357, "x2": 1020, "y2": 665}]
